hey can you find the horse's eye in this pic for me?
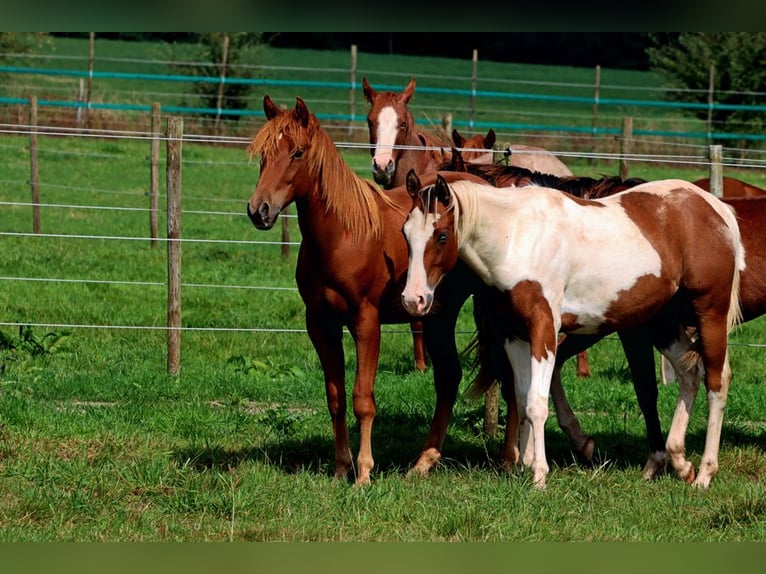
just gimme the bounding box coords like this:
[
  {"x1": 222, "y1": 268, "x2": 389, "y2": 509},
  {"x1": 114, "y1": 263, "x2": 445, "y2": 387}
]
[
  {"x1": 293, "y1": 149, "x2": 304, "y2": 159},
  {"x1": 437, "y1": 231, "x2": 449, "y2": 245},
  {"x1": 400, "y1": 121, "x2": 407, "y2": 130}
]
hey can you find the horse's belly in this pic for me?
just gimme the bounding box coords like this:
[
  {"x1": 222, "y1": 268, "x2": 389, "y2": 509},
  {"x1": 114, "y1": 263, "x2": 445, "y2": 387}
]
[{"x1": 561, "y1": 274, "x2": 675, "y2": 335}]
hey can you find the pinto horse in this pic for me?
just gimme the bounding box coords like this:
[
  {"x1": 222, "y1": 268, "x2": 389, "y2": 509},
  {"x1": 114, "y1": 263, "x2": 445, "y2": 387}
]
[
  {"x1": 401, "y1": 173, "x2": 745, "y2": 489},
  {"x1": 247, "y1": 94, "x2": 504, "y2": 485},
  {"x1": 440, "y1": 150, "x2": 648, "y2": 380}
]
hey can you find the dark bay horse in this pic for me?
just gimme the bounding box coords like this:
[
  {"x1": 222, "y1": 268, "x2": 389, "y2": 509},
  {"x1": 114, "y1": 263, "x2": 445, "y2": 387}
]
[
  {"x1": 247, "y1": 94, "x2": 499, "y2": 485},
  {"x1": 402, "y1": 173, "x2": 744, "y2": 489}
]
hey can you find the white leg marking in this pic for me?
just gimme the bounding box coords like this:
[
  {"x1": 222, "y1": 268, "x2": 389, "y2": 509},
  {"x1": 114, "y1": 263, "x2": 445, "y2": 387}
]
[{"x1": 505, "y1": 338, "x2": 555, "y2": 489}]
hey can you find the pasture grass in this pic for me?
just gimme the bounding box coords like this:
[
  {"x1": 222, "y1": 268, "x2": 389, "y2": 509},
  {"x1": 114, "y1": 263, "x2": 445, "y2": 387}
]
[{"x1": 2, "y1": 48, "x2": 766, "y2": 540}]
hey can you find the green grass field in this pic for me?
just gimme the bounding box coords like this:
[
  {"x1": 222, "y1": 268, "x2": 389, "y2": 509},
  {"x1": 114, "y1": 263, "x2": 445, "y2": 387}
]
[{"x1": 1, "y1": 36, "x2": 765, "y2": 541}]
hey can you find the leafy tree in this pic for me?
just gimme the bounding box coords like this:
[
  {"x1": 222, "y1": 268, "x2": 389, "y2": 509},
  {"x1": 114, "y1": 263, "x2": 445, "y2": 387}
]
[
  {"x1": 182, "y1": 33, "x2": 264, "y2": 123},
  {"x1": 647, "y1": 33, "x2": 766, "y2": 144},
  {"x1": 0, "y1": 32, "x2": 51, "y2": 64}
]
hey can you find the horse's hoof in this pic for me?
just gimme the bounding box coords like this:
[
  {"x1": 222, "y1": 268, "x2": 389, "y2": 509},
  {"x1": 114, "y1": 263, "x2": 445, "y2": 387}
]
[
  {"x1": 641, "y1": 451, "x2": 668, "y2": 481},
  {"x1": 410, "y1": 448, "x2": 440, "y2": 476},
  {"x1": 682, "y1": 464, "x2": 696, "y2": 485},
  {"x1": 580, "y1": 437, "x2": 595, "y2": 462}
]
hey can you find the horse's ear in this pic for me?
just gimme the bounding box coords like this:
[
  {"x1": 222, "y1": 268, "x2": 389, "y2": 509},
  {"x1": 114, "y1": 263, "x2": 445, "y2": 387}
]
[
  {"x1": 362, "y1": 77, "x2": 376, "y2": 103},
  {"x1": 405, "y1": 169, "x2": 421, "y2": 199},
  {"x1": 485, "y1": 129, "x2": 496, "y2": 149},
  {"x1": 450, "y1": 147, "x2": 466, "y2": 172},
  {"x1": 451, "y1": 129, "x2": 465, "y2": 147},
  {"x1": 293, "y1": 97, "x2": 310, "y2": 127},
  {"x1": 263, "y1": 95, "x2": 280, "y2": 120},
  {"x1": 400, "y1": 77, "x2": 416, "y2": 104},
  {"x1": 435, "y1": 175, "x2": 451, "y2": 206}
]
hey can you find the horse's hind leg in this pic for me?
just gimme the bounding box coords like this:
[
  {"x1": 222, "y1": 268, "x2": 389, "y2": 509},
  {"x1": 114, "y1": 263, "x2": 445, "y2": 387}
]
[
  {"x1": 551, "y1": 334, "x2": 603, "y2": 462},
  {"x1": 306, "y1": 311, "x2": 351, "y2": 481},
  {"x1": 659, "y1": 331, "x2": 701, "y2": 485},
  {"x1": 576, "y1": 350, "x2": 591, "y2": 378},
  {"x1": 617, "y1": 327, "x2": 667, "y2": 479},
  {"x1": 691, "y1": 310, "x2": 733, "y2": 488}
]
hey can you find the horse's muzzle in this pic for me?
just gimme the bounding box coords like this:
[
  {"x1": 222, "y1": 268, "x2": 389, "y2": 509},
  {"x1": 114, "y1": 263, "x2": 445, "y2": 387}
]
[
  {"x1": 372, "y1": 158, "x2": 395, "y2": 187},
  {"x1": 401, "y1": 291, "x2": 433, "y2": 317},
  {"x1": 247, "y1": 201, "x2": 277, "y2": 230}
]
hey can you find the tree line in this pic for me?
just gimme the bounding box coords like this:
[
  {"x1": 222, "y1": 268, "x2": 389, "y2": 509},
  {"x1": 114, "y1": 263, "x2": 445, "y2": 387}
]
[{"x1": 4, "y1": 33, "x2": 766, "y2": 144}]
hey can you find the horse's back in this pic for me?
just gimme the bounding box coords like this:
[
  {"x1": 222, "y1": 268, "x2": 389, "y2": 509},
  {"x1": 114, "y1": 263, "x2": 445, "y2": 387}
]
[{"x1": 507, "y1": 144, "x2": 573, "y2": 177}]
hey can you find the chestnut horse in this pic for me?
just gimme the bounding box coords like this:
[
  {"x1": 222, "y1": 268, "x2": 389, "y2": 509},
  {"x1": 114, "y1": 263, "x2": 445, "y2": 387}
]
[
  {"x1": 451, "y1": 128, "x2": 497, "y2": 165},
  {"x1": 401, "y1": 173, "x2": 744, "y2": 489},
  {"x1": 247, "y1": 94, "x2": 502, "y2": 484},
  {"x1": 693, "y1": 176, "x2": 766, "y2": 198},
  {"x1": 363, "y1": 78, "x2": 572, "y2": 186},
  {"x1": 362, "y1": 76, "x2": 451, "y2": 189}
]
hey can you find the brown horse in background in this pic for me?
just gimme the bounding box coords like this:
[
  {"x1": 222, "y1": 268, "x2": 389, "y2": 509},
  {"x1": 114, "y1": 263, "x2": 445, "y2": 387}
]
[
  {"x1": 451, "y1": 128, "x2": 497, "y2": 165},
  {"x1": 362, "y1": 76, "x2": 451, "y2": 189},
  {"x1": 693, "y1": 176, "x2": 766, "y2": 198}
]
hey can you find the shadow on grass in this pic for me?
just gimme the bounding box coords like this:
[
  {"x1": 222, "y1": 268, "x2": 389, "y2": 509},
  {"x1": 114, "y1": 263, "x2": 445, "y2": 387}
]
[{"x1": 170, "y1": 404, "x2": 764, "y2": 483}]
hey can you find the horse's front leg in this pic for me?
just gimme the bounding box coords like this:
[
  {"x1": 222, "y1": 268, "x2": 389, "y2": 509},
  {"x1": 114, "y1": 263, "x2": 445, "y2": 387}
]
[
  {"x1": 506, "y1": 292, "x2": 559, "y2": 489},
  {"x1": 348, "y1": 303, "x2": 382, "y2": 486},
  {"x1": 306, "y1": 311, "x2": 351, "y2": 480},
  {"x1": 410, "y1": 274, "x2": 473, "y2": 476},
  {"x1": 410, "y1": 319, "x2": 428, "y2": 372},
  {"x1": 410, "y1": 310, "x2": 463, "y2": 476}
]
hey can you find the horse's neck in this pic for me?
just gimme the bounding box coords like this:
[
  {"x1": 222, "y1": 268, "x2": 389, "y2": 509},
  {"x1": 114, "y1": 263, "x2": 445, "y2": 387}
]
[
  {"x1": 392, "y1": 131, "x2": 441, "y2": 188},
  {"x1": 455, "y1": 187, "x2": 519, "y2": 283}
]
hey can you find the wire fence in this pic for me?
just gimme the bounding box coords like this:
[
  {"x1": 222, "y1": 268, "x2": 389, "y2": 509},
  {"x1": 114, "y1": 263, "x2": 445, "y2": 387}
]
[{"x1": 2, "y1": 121, "x2": 765, "y2": 349}]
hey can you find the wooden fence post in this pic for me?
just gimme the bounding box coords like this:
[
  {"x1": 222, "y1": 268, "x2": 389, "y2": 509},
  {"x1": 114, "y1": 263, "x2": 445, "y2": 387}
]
[
  {"x1": 86, "y1": 32, "x2": 94, "y2": 130},
  {"x1": 214, "y1": 33, "x2": 230, "y2": 135},
  {"x1": 707, "y1": 63, "x2": 715, "y2": 146},
  {"x1": 469, "y1": 49, "x2": 478, "y2": 129},
  {"x1": 484, "y1": 382, "x2": 499, "y2": 437},
  {"x1": 29, "y1": 96, "x2": 40, "y2": 234},
  {"x1": 590, "y1": 64, "x2": 601, "y2": 165},
  {"x1": 149, "y1": 103, "x2": 161, "y2": 248},
  {"x1": 619, "y1": 116, "x2": 633, "y2": 180},
  {"x1": 708, "y1": 144, "x2": 723, "y2": 198},
  {"x1": 166, "y1": 116, "x2": 183, "y2": 376},
  {"x1": 441, "y1": 113, "x2": 452, "y2": 135},
  {"x1": 348, "y1": 44, "x2": 357, "y2": 139}
]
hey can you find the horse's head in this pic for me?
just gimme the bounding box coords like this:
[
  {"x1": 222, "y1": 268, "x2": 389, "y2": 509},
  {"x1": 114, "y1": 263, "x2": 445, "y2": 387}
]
[
  {"x1": 246, "y1": 95, "x2": 316, "y2": 230},
  {"x1": 401, "y1": 170, "x2": 459, "y2": 316},
  {"x1": 452, "y1": 128, "x2": 496, "y2": 165},
  {"x1": 362, "y1": 76, "x2": 416, "y2": 187}
]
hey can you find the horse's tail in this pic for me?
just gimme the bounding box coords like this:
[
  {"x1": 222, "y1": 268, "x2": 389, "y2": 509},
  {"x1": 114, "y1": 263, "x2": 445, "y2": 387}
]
[
  {"x1": 724, "y1": 203, "x2": 745, "y2": 334},
  {"x1": 463, "y1": 289, "x2": 511, "y2": 400}
]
